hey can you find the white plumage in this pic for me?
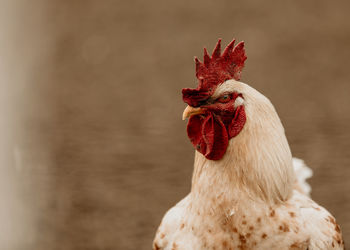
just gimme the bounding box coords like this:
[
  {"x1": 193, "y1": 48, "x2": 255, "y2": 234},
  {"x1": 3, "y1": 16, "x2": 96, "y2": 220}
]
[
  {"x1": 153, "y1": 80, "x2": 344, "y2": 250},
  {"x1": 292, "y1": 158, "x2": 313, "y2": 197}
]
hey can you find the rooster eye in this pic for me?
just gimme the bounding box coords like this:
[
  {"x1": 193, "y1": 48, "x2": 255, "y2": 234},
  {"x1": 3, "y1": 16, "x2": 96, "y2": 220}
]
[{"x1": 217, "y1": 94, "x2": 231, "y2": 103}]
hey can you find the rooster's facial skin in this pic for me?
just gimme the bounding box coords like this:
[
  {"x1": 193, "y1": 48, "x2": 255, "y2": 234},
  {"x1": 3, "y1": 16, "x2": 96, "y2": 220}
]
[{"x1": 182, "y1": 82, "x2": 246, "y2": 161}]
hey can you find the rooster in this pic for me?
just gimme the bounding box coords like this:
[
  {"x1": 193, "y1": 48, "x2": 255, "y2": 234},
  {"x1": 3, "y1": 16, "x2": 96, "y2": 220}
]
[{"x1": 153, "y1": 39, "x2": 344, "y2": 249}]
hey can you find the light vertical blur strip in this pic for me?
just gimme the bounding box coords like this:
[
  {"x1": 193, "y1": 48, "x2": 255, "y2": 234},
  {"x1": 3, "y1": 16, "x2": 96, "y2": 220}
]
[
  {"x1": 0, "y1": 1, "x2": 53, "y2": 249},
  {"x1": 0, "y1": 2, "x2": 24, "y2": 248},
  {"x1": 0, "y1": 1, "x2": 24, "y2": 248}
]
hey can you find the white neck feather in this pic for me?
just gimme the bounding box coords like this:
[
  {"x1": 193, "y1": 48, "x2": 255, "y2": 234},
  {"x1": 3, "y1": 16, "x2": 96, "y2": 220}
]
[{"x1": 191, "y1": 81, "x2": 295, "y2": 207}]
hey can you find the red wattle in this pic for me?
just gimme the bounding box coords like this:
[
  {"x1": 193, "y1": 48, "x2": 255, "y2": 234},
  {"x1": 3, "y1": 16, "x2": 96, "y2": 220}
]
[
  {"x1": 202, "y1": 114, "x2": 228, "y2": 160},
  {"x1": 187, "y1": 115, "x2": 208, "y2": 156},
  {"x1": 187, "y1": 106, "x2": 246, "y2": 161},
  {"x1": 187, "y1": 113, "x2": 229, "y2": 161}
]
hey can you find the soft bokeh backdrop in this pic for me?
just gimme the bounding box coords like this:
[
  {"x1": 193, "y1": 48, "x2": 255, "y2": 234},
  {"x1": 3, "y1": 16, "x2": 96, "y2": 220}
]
[{"x1": 1, "y1": 0, "x2": 349, "y2": 249}]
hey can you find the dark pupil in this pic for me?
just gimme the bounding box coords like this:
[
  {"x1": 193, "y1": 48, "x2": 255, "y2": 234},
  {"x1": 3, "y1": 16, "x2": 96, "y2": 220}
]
[{"x1": 222, "y1": 95, "x2": 228, "y2": 99}]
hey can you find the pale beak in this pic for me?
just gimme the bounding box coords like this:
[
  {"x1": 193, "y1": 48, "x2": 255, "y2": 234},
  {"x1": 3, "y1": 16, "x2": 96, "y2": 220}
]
[{"x1": 182, "y1": 105, "x2": 205, "y2": 120}]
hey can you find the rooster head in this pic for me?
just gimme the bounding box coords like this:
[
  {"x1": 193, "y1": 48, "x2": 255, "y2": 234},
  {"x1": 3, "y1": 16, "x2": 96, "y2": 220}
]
[{"x1": 182, "y1": 39, "x2": 247, "y2": 160}]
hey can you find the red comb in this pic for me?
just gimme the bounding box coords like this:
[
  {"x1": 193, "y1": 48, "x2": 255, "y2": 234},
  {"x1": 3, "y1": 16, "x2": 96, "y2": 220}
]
[{"x1": 182, "y1": 39, "x2": 247, "y2": 107}]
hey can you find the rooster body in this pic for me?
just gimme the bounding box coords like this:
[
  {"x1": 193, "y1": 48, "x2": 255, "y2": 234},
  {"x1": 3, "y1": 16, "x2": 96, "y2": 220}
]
[
  {"x1": 153, "y1": 41, "x2": 344, "y2": 249},
  {"x1": 154, "y1": 158, "x2": 342, "y2": 249}
]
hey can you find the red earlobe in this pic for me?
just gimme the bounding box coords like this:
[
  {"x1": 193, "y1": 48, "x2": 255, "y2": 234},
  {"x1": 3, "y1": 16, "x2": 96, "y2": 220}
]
[{"x1": 228, "y1": 106, "x2": 246, "y2": 138}]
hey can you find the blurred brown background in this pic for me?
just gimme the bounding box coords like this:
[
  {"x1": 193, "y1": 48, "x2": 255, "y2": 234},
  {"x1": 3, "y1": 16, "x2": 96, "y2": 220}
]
[{"x1": 0, "y1": 0, "x2": 349, "y2": 249}]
